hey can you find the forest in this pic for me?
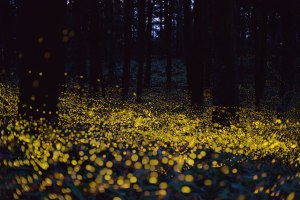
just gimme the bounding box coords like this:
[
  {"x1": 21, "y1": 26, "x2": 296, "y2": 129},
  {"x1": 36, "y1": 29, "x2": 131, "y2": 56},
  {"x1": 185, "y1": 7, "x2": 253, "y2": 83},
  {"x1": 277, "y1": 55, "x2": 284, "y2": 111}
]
[{"x1": 0, "y1": 0, "x2": 300, "y2": 199}]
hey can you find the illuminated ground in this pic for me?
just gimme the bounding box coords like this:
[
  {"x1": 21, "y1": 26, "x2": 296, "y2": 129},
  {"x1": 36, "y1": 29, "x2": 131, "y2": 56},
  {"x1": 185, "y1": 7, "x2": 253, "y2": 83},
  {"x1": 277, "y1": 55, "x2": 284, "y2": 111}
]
[{"x1": 0, "y1": 82, "x2": 300, "y2": 200}]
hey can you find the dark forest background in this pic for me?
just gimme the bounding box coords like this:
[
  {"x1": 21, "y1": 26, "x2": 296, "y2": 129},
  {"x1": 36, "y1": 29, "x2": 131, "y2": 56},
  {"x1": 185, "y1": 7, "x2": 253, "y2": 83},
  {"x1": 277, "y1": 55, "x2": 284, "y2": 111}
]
[{"x1": 0, "y1": 0, "x2": 299, "y2": 126}]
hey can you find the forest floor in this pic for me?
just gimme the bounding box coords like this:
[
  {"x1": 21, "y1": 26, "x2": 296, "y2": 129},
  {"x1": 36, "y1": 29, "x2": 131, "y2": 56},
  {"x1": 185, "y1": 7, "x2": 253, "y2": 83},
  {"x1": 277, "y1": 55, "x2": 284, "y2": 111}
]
[{"x1": 0, "y1": 59, "x2": 300, "y2": 200}]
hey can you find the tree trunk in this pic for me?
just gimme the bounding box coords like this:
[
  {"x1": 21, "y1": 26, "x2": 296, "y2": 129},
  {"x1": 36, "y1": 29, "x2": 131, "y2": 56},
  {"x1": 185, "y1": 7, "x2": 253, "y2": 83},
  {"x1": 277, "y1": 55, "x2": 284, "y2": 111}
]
[
  {"x1": 277, "y1": 0, "x2": 296, "y2": 118},
  {"x1": 176, "y1": 0, "x2": 184, "y2": 58},
  {"x1": 183, "y1": 0, "x2": 192, "y2": 93},
  {"x1": 190, "y1": 0, "x2": 209, "y2": 108},
  {"x1": 136, "y1": 0, "x2": 146, "y2": 103},
  {"x1": 0, "y1": 1, "x2": 14, "y2": 81},
  {"x1": 158, "y1": 0, "x2": 164, "y2": 42},
  {"x1": 254, "y1": 0, "x2": 268, "y2": 109},
  {"x1": 88, "y1": 0, "x2": 105, "y2": 96},
  {"x1": 144, "y1": 0, "x2": 153, "y2": 88},
  {"x1": 122, "y1": 0, "x2": 133, "y2": 101},
  {"x1": 238, "y1": 5, "x2": 247, "y2": 85},
  {"x1": 165, "y1": 0, "x2": 173, "y2": 89},
  {"x1": 18, "y1": 0, "x2": 65, "y2": 121},
  {"x1": 183, "y1": 0, "x2": 208, "y2": 108},
  {"x1": 212, "y1": 0, "x2": 239, "y2": 126},
  {"x1": 106, "y1": 0, "x2": 116, "y2": 85},
  {"x1": 72, "y1": 0, "x2": 88, "y2": 90}
]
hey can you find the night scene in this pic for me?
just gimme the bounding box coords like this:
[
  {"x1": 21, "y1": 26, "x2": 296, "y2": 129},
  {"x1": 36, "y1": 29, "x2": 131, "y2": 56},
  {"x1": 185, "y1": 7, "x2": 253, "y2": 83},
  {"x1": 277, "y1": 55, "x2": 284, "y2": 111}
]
[{"x1": 0, "y1": 0, "x2": 300, "y2": 200}]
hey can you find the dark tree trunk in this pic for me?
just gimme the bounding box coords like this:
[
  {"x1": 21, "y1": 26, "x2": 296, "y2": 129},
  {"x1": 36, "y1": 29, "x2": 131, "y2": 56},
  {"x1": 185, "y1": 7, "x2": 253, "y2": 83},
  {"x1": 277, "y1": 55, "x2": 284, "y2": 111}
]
[
  {"x1": 144, "y1": 0, "x2": 153, "y2": 88},
  {"x1": 212, "y1": 0, "x2": 239, "y2": 126},
  {"x1": 122, "y1": 0, "x2": 133, "y2": 101},
  {"x1": 238, "y1": 5, "x2": 247, "y2": 85},
  {"x1": 183, "y1": 0, "x2": 208, "y2": 108},
  {"x1": 158, "y1": 0, "x2": 164, "y2": 42},
  {"x1": 88, "y1": 0, "x2": 105, "y2": 97},
  {"x1": 72, "y1": 0, "x2": 89, "y2": 90},
  {"x1": 190, "y1": 0, "x2": 209, "y2": 108},
  {"x1": 99, "y1": 1, "x2": 106, "y2": 97},
  {"x1": 0, "y1": 1, "x2": 14, "y2": 81},
  {"x1": 106, "y1": 0, "x2": 116, "y2": 85},
  {"x1": 176, "y1": 0, "x2": 184, "y2": 58},
  {"x1": 277, "y1": 0, "x2": 296, "y2": 118},
  {"x1": 18, "y1": 0, "x2": 65, "y2": 121},
  {"x1": 165, "y1": 0, "x2": 173, "y2": 89},
  {"x1": 254, "y1": 0, "x2": 268, "y2": 109},
  {"x1": 136, "y1": 0, "x2": 146, "y2": 103},
  {"x1": 183, "y1": 0, "x2": 192, "y2": 93}
]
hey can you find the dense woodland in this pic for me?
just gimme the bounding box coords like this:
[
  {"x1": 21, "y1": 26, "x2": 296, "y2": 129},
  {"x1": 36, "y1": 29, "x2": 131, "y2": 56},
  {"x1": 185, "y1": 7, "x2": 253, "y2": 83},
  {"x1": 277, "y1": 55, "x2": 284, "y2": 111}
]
[
  {"x1": 0, "y1": 0, "x2": 299, "y2": 124},
  {"x1": 0, "y1": 1, "x2": 300, "y2": 199}
]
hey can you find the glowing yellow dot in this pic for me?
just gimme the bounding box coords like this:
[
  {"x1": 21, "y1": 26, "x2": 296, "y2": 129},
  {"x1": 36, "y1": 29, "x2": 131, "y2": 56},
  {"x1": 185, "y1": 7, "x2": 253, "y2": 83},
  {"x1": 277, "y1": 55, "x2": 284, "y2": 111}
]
[
  {"x1": 149, "y1": 159, "x2": 158, "y2": 166},
  {"x1": 106, "y1": 161, "x2": 113, "y2": 168},
  {"x1": 45, "y1": 177, "x2": 52, "y2": 186},
  {"x1": 64, "y1": 194, "x2": 72, "y2": 200},
  {"x1": 30, "y1": 95, "x2": 36, "y2": 101},
  {"x1": 89, "y1": 181, "x2": 97, "y2": 188},
  {"x1": 253, "y1": 175, "x2": 258, "y2": 180},
  {"x1": 71, "y1": 160, "x2": 77, "y2": 166},
  {"x1": 56, "y1": 143, "x2": 62, "y2": 150},
  {"x1": 159, "y1": 182, "x2": 168, "y2": 189},
  {"x1": 88, "y1": 111, "x2": 95, "y2": 117},
  {"x1": 181, "y1": 186, "x2": 191, "y2": 193},
  {"x1": 149, "y1": 177, "x2": 157, "y2": 184},
  {"x1": 115, "y1": 155, "x2": 122, "y2": 162},
  {"x1": 287, "y1": 192, "x2": 295, "y2": 200},
  {"x1": 130, "y1": 176, "x2": 137, "y2": 183},
  {"x1": 131, "y1": 154, "x2": 138, "y2": 162},
  {"x1": 185, "y1": 174, "x2": 194, "y2": 182},
  {"x1": 204, "y1": 179, "x2": 212, "y2": 186}
]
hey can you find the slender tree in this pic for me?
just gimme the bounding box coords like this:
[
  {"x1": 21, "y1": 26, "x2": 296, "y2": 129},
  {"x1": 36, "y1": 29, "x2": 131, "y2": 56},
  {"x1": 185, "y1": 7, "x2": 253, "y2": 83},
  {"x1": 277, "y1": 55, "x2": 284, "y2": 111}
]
[
  {"x1": 183, "y1": 0, "x2": 192, "y2": 93},
  {"x1": 88, "y1": 0, "x2": 105, "y2": 96},
  {"x1": 191, "y1": 0, "x2": 209, "y2": 108},
  {"x1": 212, "y1": 0, "x2": 239, "y2": 126},
  {"x1": 122, "y1": 0, "x2": 133, "y2": 101},
  {"x1": 105, "y1": 0, "x2": 116, "y2": 85},
  {"x1": 158, "y1": 0, "x2": 164, "y2": 42},
  {"x1": 0, "y1": 1, "x2": 14, "y2": 81},
  {"x1": 238, "y1": 3, "x2": 247, "y2": 85},
  {"x1": 176, "y1": 0, "x2": 184, "y2": 58},
  {"x1": 18, "y1": 0, "x2": 65, "y2": 120},
  {"x1": 136, "y1": 0, "x2": 146, "y2": 103},
  {"x1": 253, "y1": 0, "x2": 268, "y2": 109},
  {"x1": 277, "y1": 0, "x2": 296, "y2": 117},
  {"x1": 144, "y1": 0, "x2": 153, "y2": 88},
  {"x1": 183, "y1": 0, "x2": 208, "y2": 108},
  {"x1": 72, "y1": 0, "x2": 89, "y2": 90},
  {"x1": 165, "y1": 0, "x2": 173, "y2": 89}
]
